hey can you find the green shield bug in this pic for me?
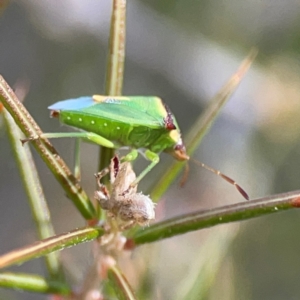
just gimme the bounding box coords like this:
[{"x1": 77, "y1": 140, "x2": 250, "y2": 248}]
[
  {"x1": 46, "y1": 95, "x2": 187, "y2": 185},
  {"x1": 30, "y1": 95, "x2": 248, "y2": 199}
]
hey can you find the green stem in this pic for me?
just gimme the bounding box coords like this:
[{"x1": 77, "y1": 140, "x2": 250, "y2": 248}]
[
  {"x1": 105, "y1": 0, "x2": 126, "y2": 96},
  {"x1": 0, "y1": 227, "x2": 104, "y2": 269},
  {"x1": 108, "y1": 265, "x2": 137, "y2": 300},
  {"x1": 0, "y1": 76, "x2": 96, "y2": 220},
  {"x1": 0, "y1": 273, "x2": 71, "y2": 295},
  {"x1": 99, "y1": 0, "x2": 126, "y2": 176},
  {"x1": 130, "y1": 190, "x2": 300, "y2": 244},
  {"x1": 3, "y1": 109, "x2": 63, "y2": 280}
]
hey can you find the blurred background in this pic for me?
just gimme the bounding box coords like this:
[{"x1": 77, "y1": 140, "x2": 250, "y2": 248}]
[{"x1": 1, "y1": 0, "x2": 300, "y2": 299}]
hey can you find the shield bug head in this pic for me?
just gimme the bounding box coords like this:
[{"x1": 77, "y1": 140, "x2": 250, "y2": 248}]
[
  {"x1": 158, "y1": 102, "x2": 248, "y2": 199},
  {"x1": 158, "y1": 103, "x2": 189, "y2": 161},
  {"x1": 167, "y1": 138, "x2": 189, "y2": 161}
]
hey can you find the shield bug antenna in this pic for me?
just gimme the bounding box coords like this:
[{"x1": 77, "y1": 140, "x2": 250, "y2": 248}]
[{"x1": 190, "y1": 158, "x2": 249, "y2": 200}]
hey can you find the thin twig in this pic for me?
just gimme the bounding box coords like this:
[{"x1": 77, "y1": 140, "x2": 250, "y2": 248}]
[
  {"x1": 99, "y1": 0, "x2": 127, "y2": 177},
  {"x1": 0, "y1": 75, "x2": 96, "y2": 220},
  {"x1": 0, "y1": 227, "x2": 104, "y2": 269},
  {"x1": 130, "y1": 190, "x2": 300, "y2": 244},
  {"x1": 3, "y1": 109, "x2": 63, "y2": 280}
]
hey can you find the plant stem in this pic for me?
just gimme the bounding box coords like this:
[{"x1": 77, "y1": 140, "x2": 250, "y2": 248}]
[
  {"x1": 108, "y1": 264, "x2": 137, "y2": 300},
  {"x1": 99, "y1": 0, "x2": 126, "y2": 177},
  {"x1": 3, "y1": 109, "x2": 63, "y2": 280},
  {"x1": 130, "y1": 190, "x2": 300, "y2": 244},
  {"x1": 0, "y1": 272, "x2": 71, "y2": 295},
  {"x1": 0, "y1": 227, "x2": 104, "y2": 269},
  {"x1": 0, "y1": 76, "x2": 96, "y2": 220}
]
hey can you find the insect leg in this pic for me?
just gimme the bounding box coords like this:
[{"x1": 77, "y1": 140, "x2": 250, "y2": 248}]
[
  {"x1": 95, "y1": 167, "x2": 110, "y2": 188},
  {"x1": 94, "y1": 169, "x2": 111, "y2": 210},
  {"x1": 130, "y1": 150, "x2": 159, "y2": 187},
  {"x1": 117, "y1": 149, "x2": 159, "y2": 194},
  {"x1": 120, "y1": 149, "x2": 138, "y2": 162},
  {"x1": 22, "y1": 132, "x2": 116, "y2": 148}
]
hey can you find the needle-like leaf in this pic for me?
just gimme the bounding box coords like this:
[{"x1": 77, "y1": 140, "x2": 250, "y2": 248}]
[
  {"x1": 129, "y1": 190, "x2": 300, "y2": 244},
  {"x1": 150, "y1": 49, "x2": 258, "y2": 201}
]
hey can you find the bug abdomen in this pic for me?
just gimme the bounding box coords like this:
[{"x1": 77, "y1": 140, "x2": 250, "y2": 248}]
[{"x1": 59, "y1": 111, "x2": 132, "y2": 145}]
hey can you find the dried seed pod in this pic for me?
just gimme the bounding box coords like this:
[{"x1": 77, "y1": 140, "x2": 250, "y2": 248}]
[
  {"x1": 95, "y1": 155, "x2": 155, "y2": 228},
  {"x1": 118, "y1": 193, "x2": 155, "y2": 226}
]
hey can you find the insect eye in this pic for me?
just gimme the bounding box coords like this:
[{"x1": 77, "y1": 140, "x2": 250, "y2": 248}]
[
  {"x1": 174, "y1": 143, "x2": 185, "y2": 151},
  {"x1": 50, "y1": 110, "x2": 60, "y2": 118},
  {"x1": 163, "y1": 104, "x2": 177, "y2": 130},
  {"x1": 164, "y1": 119, "x2": 176, "y2": 130}
]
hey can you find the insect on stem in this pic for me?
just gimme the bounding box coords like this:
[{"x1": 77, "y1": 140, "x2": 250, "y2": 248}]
[
  {"x1": 44, "y1": 95, "x2": 251, "y2": 201},
  {"x1": 191, "y1": 158, "x2": 249, "y2": 200}
]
